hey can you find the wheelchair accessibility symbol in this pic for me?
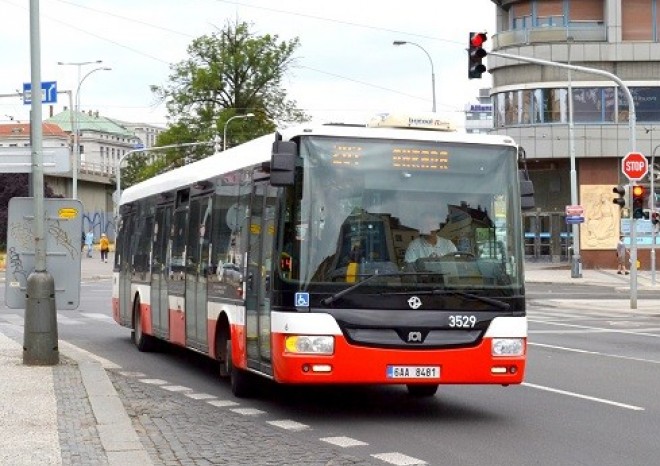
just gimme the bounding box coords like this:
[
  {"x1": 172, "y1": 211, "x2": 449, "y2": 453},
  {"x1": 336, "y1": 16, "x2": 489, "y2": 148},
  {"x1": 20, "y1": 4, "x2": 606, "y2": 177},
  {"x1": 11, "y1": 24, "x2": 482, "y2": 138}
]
[{"x1": 294, "y1": 292, "x2": 310, "y2": 307}]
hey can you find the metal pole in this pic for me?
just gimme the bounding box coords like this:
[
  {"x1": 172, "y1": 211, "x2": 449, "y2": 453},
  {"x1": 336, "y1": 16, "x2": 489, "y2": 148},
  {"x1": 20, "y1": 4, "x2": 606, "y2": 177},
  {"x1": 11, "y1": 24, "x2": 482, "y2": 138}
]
[
  {"x1": 25, "y1": 0, "x2": 58, "y2": 366},
  {"x1": 489, "y1": 50, "x2": 638, "y2": 308},
  {"x1": 652, "y1": 144, "x2": 660, "y2": 285},
  {"x1": 393, "y1": 41, "x2": 436, "y2": 113},
  {"x1": 223, "y1": 113, "x2": 255, "y2": 151},
  {"x1": 567, "y1": 37, "x2": 581, "y2": 278}
]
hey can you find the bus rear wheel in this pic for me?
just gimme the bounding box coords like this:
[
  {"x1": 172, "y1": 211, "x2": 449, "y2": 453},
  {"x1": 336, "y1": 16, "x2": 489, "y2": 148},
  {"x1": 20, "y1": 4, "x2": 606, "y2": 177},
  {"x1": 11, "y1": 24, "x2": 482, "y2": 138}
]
[{"x1": 406, "y1": 384, "x2": 438, "y2": 397}]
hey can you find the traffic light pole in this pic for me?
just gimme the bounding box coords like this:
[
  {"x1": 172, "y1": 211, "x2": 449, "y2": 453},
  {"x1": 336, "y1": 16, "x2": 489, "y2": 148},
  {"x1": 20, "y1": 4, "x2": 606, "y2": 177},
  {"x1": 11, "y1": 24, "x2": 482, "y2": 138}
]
[{"x1": 489, "y1": 50, "x2": 639, "y2": 308}]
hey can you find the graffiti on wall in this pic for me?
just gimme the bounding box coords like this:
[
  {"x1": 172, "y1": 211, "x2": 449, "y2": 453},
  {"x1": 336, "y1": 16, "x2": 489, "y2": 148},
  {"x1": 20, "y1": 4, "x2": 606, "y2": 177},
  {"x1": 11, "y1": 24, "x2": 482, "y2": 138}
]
[{"x1": 81, "y1": 211, "x2": 116, "y2": 243}]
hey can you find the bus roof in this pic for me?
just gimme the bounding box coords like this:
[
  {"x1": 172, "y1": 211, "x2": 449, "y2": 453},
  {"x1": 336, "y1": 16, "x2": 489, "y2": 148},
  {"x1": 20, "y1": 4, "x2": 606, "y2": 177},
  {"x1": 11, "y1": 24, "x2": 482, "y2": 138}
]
[{"x1": 120, "y1": 123, "x2": 518, "y2": 206}]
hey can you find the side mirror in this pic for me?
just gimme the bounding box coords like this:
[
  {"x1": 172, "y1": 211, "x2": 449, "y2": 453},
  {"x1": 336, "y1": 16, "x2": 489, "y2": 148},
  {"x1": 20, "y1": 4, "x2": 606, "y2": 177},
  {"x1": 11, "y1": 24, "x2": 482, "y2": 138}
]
[
  {"x1": 270, "y1": 140, "x2": 297, "y2": 186},
  {"x1": 519, "y1": 170, "x2": 535, "y2": 210}
]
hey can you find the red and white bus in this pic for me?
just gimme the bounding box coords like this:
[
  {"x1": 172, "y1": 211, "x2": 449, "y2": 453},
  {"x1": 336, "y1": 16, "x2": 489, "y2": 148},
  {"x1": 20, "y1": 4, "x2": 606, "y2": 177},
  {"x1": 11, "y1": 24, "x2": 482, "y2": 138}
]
[{"x1": 112, "y1": 115, "x2": 533, "y2": 397}]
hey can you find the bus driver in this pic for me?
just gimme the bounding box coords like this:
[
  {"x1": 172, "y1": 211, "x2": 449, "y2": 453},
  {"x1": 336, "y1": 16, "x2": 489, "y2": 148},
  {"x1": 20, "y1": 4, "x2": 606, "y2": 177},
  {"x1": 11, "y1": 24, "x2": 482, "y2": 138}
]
[{"x1": 404, "y1": 211, "x2": 457, "y2": 264}]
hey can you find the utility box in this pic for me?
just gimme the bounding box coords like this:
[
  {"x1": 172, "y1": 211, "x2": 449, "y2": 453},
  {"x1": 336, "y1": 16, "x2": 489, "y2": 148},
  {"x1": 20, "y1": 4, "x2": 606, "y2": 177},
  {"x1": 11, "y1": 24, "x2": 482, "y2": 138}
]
[{"x1": 5, "y1": 198, "x2": 83, "y2": 310}]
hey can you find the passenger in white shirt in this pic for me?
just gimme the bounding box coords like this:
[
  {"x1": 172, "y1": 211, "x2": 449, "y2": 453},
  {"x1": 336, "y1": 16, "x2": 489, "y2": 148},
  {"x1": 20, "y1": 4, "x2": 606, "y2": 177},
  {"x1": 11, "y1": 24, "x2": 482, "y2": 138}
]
[{"x1": 404, "y1": 212, "x2": 457, "y2": 264}]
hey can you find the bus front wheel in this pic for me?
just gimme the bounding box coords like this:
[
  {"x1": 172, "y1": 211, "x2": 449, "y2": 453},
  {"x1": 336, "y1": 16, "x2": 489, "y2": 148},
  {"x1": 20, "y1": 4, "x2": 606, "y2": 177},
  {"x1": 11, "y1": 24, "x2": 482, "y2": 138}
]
[
  {"x1": 132, "y1": 297, "x2": 157, "y2": 352},
  {"x1": 222, "y1": 339, "x2": 253, "y2": 398}
]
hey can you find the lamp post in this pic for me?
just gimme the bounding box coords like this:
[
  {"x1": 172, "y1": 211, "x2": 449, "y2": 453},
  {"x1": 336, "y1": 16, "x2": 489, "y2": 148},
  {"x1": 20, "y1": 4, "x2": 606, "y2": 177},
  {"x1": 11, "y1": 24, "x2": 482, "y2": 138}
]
[
  {"x1": 567, "y1": 36, "x2": 582, "y2": 278},
  {"x1": 57, "y1": 60, "x2": 106, "y2": 199},
  {"x1": 392, "y1": 41, "x2": 436, "y2": 113},
  {"x1": 223, "y1": 113, "x2": 255, "y2": 151}
]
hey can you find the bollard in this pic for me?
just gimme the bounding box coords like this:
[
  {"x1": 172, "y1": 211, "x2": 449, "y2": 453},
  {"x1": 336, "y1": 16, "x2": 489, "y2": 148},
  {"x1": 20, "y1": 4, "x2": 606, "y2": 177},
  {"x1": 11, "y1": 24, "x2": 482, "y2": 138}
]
[{"x1": 23, "y1": 271, "x2": 59, "y2": 365}]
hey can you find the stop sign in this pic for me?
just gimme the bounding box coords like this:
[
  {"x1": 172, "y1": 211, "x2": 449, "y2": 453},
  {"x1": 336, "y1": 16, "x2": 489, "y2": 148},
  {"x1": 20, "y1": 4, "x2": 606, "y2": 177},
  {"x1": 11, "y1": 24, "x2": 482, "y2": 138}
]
[{"x1": 622, "y1": 152, "x2": 649, "y2": 181}]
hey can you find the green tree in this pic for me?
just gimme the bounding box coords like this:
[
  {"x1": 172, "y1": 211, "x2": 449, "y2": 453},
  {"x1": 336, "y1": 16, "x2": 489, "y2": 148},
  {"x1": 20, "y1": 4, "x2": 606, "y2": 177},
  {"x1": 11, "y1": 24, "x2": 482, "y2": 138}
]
[{"x1": 128, "y1": 20, "x2": 308, "y2": 187}]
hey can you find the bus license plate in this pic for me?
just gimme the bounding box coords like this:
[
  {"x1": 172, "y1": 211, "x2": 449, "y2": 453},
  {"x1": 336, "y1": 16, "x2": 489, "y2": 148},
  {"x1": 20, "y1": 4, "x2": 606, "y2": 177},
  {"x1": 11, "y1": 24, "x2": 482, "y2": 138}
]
[{"x1": 386, "y1": 366, "x2": 440, "y2": 379}]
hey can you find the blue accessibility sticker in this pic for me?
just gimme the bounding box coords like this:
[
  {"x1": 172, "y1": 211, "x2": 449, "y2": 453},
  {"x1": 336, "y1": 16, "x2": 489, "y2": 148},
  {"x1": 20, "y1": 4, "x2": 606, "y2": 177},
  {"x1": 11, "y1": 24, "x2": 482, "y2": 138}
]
[{"x1": 294, "y1": 292, "x2": 310, "y2": 307}]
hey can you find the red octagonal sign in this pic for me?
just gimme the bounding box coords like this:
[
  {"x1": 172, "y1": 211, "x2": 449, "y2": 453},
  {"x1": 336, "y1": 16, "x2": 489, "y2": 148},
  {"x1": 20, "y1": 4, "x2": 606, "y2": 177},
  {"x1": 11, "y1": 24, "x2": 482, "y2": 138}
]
[{"x1": 622, "y1": 152, "x2": 648, "y2": 181}]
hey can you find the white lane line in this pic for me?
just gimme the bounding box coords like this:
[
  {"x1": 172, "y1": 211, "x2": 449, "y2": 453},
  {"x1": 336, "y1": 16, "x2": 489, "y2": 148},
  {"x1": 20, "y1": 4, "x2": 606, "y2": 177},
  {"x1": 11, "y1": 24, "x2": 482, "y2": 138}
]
[
  {"x1": 185, "y1": 393, "x2": 217, "y2": 400},
  {"x1": 139, "y1": 378, "x2": 168, "y2": 385},
  {"x1": 207, "y1": 400, "x2": 239, "y2": 407},
  {"x1": 371, "y1": 452, "x2": 427, "y2": 465},
  {"x1": 56, "y1": 313, "x2": 83, "y2": 326},
  {"x1": 267, "y1": 420, "x2": 309, "y2": 431},
  {"x1": 523, "y1": 382, "x2": 644, "y2": 411},
  {"x1": 320, "y1": 436, "x2": 368, "y2": 448},
  {"x1": 230, "y1": 407, "x2": 265, "y2": 416},
  {"x1": 117, "y1": 371, "x2": 146, "y2": 377},
  {"x1": 162, "y1": 385, "x2": 192, "y2": 392},
  {"x1": 528, "y1": 319, "x2": 660, "y2": 338},
  {"x1": 529, "y1": 342, "x2": 660, "y2": 364}
]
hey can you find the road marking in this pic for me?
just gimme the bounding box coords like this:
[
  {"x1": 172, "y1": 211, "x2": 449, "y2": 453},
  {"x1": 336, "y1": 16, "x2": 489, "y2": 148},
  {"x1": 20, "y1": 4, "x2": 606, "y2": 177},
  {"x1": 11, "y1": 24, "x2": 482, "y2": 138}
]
[
  {"x1": 523, "y1": 382, "x2": 644, "y2": 411},
  {"x1": 162, "y1": 385, "x2": 192, "y2": 392},
  {"x1": 0, "y1": 314, "x2": 24, "y2": 326},
  {"x1": 208, "y1": 400, "x2": 239, "y2": 408},
  {"x1": 230, "y1": 407, "x2": 265, "y2": 416},
  {"x1": 117, "y1": 371, "x2": 146, "y2": 377},
  {"x1": 139, "y1": 378, "x2": 168, "y2": 385},
  {"x1": 528, "y1": 319, "x2": 660, "y2": 338},
  {"x1": 371, "y1": 452, "x2": 427, "y2": 465},
  {"x1": 529, "y1": 342, "x2": 660, "y2": 364},
  {"x1": 83, "y1": 313, "x2": 114, "y2": 321},
  {"x1": 267, "y1": 420, "x2": 309, "y2": 431},
  {"x1": 321, "y1": 436, "x2": 368, "y2": 448},
  {"x1": 185, "y1": 393, "x2": 217, "y2": 400}
]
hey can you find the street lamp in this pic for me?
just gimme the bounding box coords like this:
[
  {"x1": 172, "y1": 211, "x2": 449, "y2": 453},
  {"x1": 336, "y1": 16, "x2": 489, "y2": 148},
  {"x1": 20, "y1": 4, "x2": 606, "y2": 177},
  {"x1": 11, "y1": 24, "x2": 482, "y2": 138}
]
[
  {"x1": 57, "y1": 60, "x2": 106, "y2": 199},
  {"x1": 223, "y1": 113, "x2": 255, "y2": 151},
  {"x1": 393, "y1": 41, "x2": 436, "y2": 113}
]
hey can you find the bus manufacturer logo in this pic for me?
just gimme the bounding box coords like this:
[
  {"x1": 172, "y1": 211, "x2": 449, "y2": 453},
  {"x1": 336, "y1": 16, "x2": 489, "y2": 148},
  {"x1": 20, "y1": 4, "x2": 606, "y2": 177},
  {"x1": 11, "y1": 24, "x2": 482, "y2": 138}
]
[
  {"x1": 407, "y1": 296, "x2": 422, "y2": 309},
  {"x1": 407, "y1": 331, "x2": 423, "y2": 343}
]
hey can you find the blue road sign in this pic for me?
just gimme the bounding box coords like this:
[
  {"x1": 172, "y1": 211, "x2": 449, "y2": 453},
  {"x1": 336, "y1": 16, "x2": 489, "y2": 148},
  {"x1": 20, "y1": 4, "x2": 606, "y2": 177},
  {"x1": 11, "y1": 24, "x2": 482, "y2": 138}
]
[
  {"x1": 566, "y1": 216, "x2": 585, "y2": 224},
  {"x1": 22, "y1": 81, "x2": 58, "y2": 105}
]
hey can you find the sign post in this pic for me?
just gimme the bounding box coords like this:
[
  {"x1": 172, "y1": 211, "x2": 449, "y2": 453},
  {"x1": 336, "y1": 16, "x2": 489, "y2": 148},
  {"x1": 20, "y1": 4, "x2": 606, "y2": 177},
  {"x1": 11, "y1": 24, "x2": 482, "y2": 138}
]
[{"x1": 622, "y1": 151, "x2": 649, "y2": 310}]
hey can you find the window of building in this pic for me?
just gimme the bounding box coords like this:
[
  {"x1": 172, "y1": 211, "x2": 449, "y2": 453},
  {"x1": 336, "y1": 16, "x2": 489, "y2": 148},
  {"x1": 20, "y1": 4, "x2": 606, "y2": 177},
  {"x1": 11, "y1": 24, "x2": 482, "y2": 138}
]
[{"x1": 622, "y1": 0, "x2": 653, "y2": 41}]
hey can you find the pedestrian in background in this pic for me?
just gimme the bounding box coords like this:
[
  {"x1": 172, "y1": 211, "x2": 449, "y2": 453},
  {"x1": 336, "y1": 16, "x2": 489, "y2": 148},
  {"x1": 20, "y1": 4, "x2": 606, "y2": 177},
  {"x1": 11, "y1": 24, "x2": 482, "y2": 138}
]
[
  {"x1": 616, "y1": 235, "x2": 629, "y2": 275},
  {"x1": 85, "y1": 229, "x2": 94, "y2": 258},
  {"x1": 99, "y1": 233, "x2": 110, "y2": 263}
]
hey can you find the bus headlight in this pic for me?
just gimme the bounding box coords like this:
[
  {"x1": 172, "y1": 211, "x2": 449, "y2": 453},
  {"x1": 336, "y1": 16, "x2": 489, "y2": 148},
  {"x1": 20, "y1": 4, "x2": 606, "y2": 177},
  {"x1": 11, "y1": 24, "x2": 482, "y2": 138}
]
[
  {"x1": 285, "y1": 335, "x2": 334, "y2": 355},
  {"x1": 492, "y1": 338, "x2": 524, "y2": 356}
]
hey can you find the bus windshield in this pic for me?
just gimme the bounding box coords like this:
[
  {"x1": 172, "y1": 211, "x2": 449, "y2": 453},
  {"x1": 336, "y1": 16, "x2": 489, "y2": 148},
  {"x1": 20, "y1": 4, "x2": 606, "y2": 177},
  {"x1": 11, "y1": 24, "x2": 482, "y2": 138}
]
[{"x1": 278, "y1": 135, "x2": 524, "y2": 293}]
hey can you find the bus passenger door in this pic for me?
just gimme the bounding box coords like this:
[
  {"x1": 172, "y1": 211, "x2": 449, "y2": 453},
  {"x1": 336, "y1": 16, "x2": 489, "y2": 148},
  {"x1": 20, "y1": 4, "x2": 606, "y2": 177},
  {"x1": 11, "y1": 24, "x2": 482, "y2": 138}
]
[
  {"x1": 167, "y1": 191, "x2": 189, "y2": 346},
  {"x1": 150, "y1": 205, "x2": 172, "y2": 339},
  {"x1": 118, "y1": 214, "x2": 135, "y2": 326},
  {"x1": 185, "y1": 196, "x2": 212, "y2": 352},
  {"x1": 245, "y1": 181, "x2": 277, "y2": 373}
]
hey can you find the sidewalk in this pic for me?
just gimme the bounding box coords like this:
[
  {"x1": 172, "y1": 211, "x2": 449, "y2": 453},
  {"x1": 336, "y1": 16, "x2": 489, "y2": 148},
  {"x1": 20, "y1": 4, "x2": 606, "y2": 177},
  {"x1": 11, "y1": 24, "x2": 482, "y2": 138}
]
[{"x1": 1, "y1": 252, "x2": 150, "y2": 465}]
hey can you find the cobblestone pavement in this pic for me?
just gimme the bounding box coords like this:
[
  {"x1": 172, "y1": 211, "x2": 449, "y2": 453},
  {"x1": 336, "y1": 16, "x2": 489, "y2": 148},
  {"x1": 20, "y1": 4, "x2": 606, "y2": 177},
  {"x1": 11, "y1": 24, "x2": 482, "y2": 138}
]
[
  {"x1": 108, "y1": 372, "x2": 377, "y2": 466},
  {"x1": 54, "y1": 359, "x2": 109, "y2": 466}
]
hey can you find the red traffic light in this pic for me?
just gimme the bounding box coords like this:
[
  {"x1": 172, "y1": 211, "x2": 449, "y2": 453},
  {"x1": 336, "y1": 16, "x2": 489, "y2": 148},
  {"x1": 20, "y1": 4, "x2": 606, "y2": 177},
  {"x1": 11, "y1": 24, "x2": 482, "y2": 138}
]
[{"x1": 470, "y1": 32, "x2": 487, "y2": 48}]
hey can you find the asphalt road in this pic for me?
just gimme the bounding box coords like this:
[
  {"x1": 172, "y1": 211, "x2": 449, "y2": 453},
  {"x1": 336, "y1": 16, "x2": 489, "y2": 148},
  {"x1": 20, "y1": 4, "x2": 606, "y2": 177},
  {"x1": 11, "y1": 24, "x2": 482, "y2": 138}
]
[{"x1": 2, "y1": 279, "x2": 659, "y2": 465}]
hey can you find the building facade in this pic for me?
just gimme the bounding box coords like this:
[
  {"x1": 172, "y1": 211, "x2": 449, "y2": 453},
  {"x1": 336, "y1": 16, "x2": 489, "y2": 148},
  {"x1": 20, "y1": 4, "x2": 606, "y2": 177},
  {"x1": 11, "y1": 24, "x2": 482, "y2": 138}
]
[
  {"x1": 465, "y1": 88, "x2": 495, "y2": 134},
  {"x1": 488, "y1": 0, "x2": 660, "y2": 269}
]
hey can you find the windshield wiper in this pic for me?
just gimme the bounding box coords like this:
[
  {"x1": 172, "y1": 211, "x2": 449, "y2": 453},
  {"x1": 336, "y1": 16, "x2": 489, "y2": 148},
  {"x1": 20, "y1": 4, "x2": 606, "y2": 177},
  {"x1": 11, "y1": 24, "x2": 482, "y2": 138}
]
[
  {"x1": 427, "y1": 290, "x2": 510, "y2": 311},
  {"x1": 321, "y1": 271, "x2": 398, "y2": 306}
]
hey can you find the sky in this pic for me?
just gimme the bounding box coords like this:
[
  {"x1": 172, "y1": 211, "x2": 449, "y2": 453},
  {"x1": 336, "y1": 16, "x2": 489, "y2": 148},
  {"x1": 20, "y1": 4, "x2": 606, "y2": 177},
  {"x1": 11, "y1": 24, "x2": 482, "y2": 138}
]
[{"x1": 0, "y1": 0, "x2": 495, "y2": 130}]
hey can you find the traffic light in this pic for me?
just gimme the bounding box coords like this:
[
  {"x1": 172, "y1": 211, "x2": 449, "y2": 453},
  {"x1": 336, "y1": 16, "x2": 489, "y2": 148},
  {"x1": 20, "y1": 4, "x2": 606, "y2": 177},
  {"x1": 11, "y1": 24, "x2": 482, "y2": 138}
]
[
  {"x1": 612, "y1": 185, "x2": 630, "y2": 209},
  {"x1": 632, "y1": 185, "x2": 648, "y2": 219},
  {"x1": 468, "y1": 32, "x2": 488, "y2": 79}
]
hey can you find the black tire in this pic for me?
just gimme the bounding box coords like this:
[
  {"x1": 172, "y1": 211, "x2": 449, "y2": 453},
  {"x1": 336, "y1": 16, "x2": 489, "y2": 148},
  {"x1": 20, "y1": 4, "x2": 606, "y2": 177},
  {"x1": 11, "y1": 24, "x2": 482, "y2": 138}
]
[
  {"x1": 225, "y1": 339, "x2": 253, "y2": 398},
  {"x1": 406, "y1": 384, "x2": 439, "y2": 397},
  {"x1": 132, "y1": 298, "x2": 157, "y2": 352},
  {"x1": 218, "y1": 336, "x2": 230, "y2": 379}
]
